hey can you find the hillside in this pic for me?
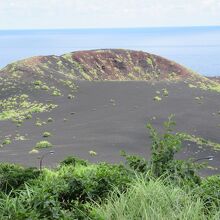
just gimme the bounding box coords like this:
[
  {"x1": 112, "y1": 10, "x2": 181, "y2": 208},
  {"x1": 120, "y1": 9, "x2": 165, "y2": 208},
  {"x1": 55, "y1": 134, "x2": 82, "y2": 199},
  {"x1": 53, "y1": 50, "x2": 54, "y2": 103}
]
[
  {"x1": 0, "y1": 49, "x2": 219, "y2": 175},
  {"x1": 0, "y1": 49, "x2": 196, "y2": 81}
]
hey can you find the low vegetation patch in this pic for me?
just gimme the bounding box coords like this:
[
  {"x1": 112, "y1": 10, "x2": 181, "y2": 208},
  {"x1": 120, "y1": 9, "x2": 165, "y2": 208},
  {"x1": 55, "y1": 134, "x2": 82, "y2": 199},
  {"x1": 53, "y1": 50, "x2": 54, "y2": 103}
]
[
  {"x1": 179, "y1": 133, "x2": 220, "y2": 150},
  {"x1": 47, "y1": 117, "x2": 53, "y2": 122},
  {"x1": 33, "y1": 81, "x2": 63, "y2": 96},
  {"x1": 188, "y1": 78, "x2": 220, "y2": 93},
  {"x1": 35, "y1": 118, "x2": 47, "y2": 127},
  {"x1": 0, "y1": 95, "x2": 57, "y2": 123},
  {"x1": 2, "y1": 138, "x2": 12, "y2": 145},
  {"x1": 153, "y1": 95, "x2": 162, "y2": 101},
  {"x1": 42, "y1": 132, "x2": 51, "y2": 138},
  {"x1": 35, "y1": 141, "x2": 52, "y2": 149}
]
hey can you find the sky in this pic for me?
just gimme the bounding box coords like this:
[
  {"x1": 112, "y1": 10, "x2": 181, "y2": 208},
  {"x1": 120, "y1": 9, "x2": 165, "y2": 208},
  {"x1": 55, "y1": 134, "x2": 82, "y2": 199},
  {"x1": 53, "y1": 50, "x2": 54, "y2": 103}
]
[{"x1": 1, "y1": 0, "x2": 220, "y2": 29}]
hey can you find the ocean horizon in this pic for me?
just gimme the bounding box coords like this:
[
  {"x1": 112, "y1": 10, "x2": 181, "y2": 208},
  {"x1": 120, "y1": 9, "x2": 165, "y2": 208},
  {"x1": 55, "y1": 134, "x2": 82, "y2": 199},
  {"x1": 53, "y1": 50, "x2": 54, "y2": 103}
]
[{"x1": 1, "y1": 26, "x2": 220, "y2": 76}]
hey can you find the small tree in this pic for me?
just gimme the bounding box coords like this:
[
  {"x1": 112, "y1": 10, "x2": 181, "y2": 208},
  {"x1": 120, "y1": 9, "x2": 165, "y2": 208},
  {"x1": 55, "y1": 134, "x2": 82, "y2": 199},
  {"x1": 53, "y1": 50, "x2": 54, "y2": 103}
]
[{"x1": 147, "y1": 114, "x2": 182, "y2": 177}]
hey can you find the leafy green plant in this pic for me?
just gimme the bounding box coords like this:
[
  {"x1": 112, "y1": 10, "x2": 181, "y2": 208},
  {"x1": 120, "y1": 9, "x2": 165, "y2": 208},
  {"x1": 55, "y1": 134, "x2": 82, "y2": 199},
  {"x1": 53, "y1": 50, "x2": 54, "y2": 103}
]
[
  {"x1": 122, "y1": 115, "x2": 201, "y2": 186},
  {"x1": 147, "y1": 115, "x2": 182, "y2": 177},
  {"x1": 121, "y1": 150, "x2": 148, "y2": 173},
  {"x1": 58, "y1": 163, "x2": 131, "y2": 206}
]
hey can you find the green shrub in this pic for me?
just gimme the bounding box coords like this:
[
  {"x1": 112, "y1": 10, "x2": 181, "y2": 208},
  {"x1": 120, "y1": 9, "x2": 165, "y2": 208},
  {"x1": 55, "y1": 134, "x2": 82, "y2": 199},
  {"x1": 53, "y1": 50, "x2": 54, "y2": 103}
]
[
  {"x1": 2, "y1": 138, "x2": 11, "y2": 145},
  {"x1": 58, "y1": 163, "x2": 132, "y2": 208},
  {"x1": 60, "y1": 156, "x2": 88, "y2": 167},
  {"x1": 67, "y1": 94, "x2": 74, "y2": 99},
  {"x1": 43, "y1": 132, "x2": 51, "y2": 138},
  {"x1": 162, "y1": 88, "x2": 169, "y2": 96},
  {"x1": 163, "y1": 160, "x2": 202, "y2": 187},
  {"x1": 41, "y1": 85, "x2": 49, "y2": 90},
  {"x1": 121, "y1": 151, "x2": 149, "y2": 173},
  {"x1": 52, "y1": 90, "x2": 61, "y2": 96},
  {"x1": 84, "y1": 163, "x2": 131, "y2": 200},
  {"x1": 122, "y1": 115, "x2": 201, "y2": 186},
  {"x1": 47, "y1": 117, "x2": 53, "y2": 122},
  {"x1": 153, "y1": 96, "x2": 162, "y2": 101},
  {"x1": 1, "y1": 171, "x2": 74, "y2": 219},
  {"x1": 35, "y1": 141, "x2": 52, "y2": 149},
  {"x1": 0, "y1": 163, "x2": 40, "y2": 193},
  {"x1": 147, "y1": 115, "x2": 184, "y2": 177},
  {"x1": 34, "y1": 80, "x2": 43, "y2": 86}
]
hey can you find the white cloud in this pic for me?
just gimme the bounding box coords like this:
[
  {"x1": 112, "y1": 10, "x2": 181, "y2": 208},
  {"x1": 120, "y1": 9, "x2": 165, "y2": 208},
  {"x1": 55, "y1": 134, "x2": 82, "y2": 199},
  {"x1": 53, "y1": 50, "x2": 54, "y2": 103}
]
[{"x1": 0, "y1": 0, "x2": 220, "y2": 29}]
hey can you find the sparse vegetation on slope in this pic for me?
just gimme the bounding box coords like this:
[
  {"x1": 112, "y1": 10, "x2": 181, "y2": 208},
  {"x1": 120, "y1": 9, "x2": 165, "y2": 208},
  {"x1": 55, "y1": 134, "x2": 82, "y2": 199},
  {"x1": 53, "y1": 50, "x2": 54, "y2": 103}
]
[
  {"x1": 0, "y1": 49, "x2": 200, "y2": 82},
  {"x1": 0, "y1": 94, "x2": 57, "y2": 123}
]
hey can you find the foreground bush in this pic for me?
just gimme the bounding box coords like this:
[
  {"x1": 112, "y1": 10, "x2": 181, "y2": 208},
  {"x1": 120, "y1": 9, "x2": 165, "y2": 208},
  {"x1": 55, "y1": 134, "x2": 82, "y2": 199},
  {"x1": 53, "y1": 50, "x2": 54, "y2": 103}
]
[
  {"x1": 0, "y1": 159, "x2": 219, "y2": 219},
  {"x1": 0, "y1": 161, "x2": 132, "y2": 219},
  {"x1": 0, "y1": 163, "x2": 40, "y2": 193}
]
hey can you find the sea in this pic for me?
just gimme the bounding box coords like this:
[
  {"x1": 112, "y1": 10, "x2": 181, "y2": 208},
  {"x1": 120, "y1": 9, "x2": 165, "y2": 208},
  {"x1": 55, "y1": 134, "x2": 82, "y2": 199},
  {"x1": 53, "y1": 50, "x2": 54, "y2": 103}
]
[{"x1": 0, "y1": 26, "x2": 220, "y2": 76}]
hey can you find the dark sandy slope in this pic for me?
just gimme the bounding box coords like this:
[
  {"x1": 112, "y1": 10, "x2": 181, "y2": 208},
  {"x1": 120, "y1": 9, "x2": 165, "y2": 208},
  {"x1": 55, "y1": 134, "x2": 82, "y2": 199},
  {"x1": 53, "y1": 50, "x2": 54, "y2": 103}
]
[
  {"x1": 0, "y1": 49, "x2": 219, "y2": 176},
  {"x1": 0, "y1": 80, "x2": 219, "y2": 175}
]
